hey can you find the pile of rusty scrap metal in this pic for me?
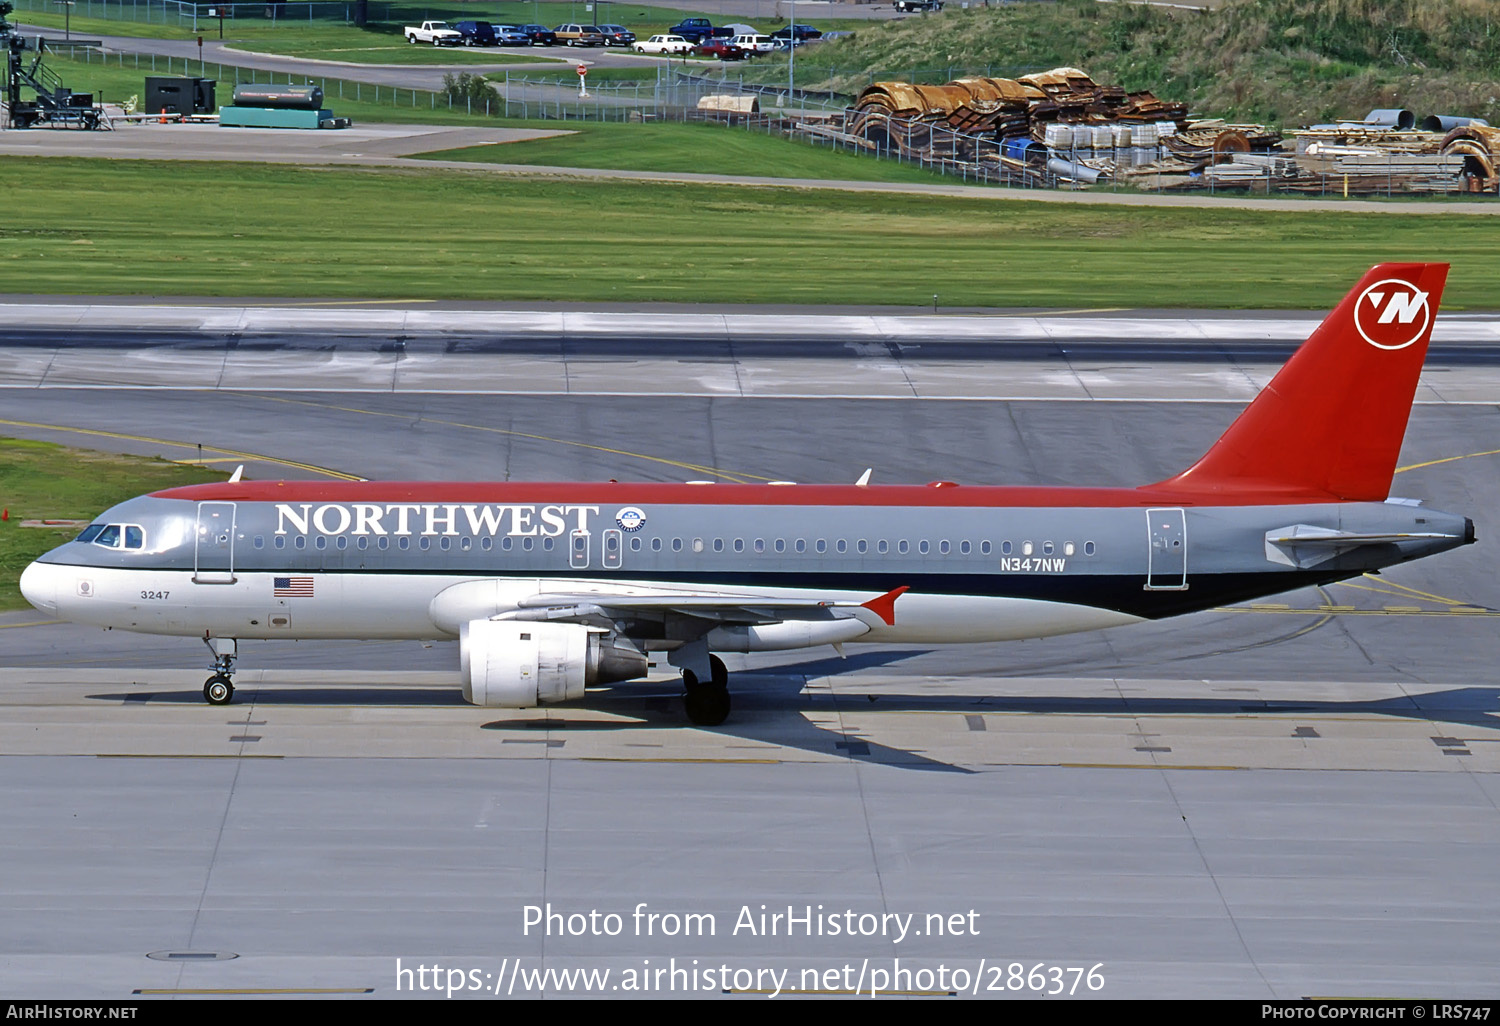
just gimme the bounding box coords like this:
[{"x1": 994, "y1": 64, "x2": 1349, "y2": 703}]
[
  {"x1": 847, "y1": 67, "x2": 1200, "y2": 183},
  {"x1": 1114, "y1": 108, "x2": 1493, "y2": 194},
  {"x1": 844, "y1": 72, "x2": 1497, "y2": 195}
]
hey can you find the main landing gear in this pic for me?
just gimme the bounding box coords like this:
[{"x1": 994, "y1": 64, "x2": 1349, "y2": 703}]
[
  {"x1": 202, "y1": 637, "x2": 238, "y2": 706},
  {"x1": 682, "y1": 654, "x2": 730, "y2": 727}
]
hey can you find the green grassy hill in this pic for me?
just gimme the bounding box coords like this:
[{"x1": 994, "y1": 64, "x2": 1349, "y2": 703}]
[{"x1": 782, "y1": 0, "x2": 1500, "y2": 128}]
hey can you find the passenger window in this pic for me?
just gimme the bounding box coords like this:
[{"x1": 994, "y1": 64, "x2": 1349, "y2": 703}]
[
  {"x1": 379, "y1": 537, "x2": 389, "y2": 550},
  {"x1": 980, "y1": 541, "x2": 991, "y2": 555},
  {"x1": 275, "y1": 536, "x2": 286, "y2": 550},
  {"x1": 480, "y1": 538, "x2": 491, "y2": 551},
  {"x1": 693, "y1": 538, "x2": 704, "y2": 552},
  {"x1": 857, "y1": 540, "x2": 867, "y2": 554},
  {"x1": 652, "y1": 538, "x2": 662, "y2": 551},
  {"x1": 295, "y1": 536, "x2": 307, "y2": 550},
  {"x1": 672, "y1": 538, "x2": 683, "y2": 552},
  {"x1": 440, "y1": 537, "x2": 452, "y2": 551},
  {"x1": 358, "y1": 537, "x2": 369, "y2": 550},
  {"x1": 418, "y1": 538, "x2": 430, "y2": 551},
  {"x1": 918, "y1": 540, "x2": 929, "y2": 554},
  {"x1": 522, "y1": 538, "x2": 534, "y2": 551},
  {"x1": 960, "y1": 540, "x2": 971, "y2": 555},
  {"x1": 714, "y1": 538, "x2": 724, "y2": 552},
  {"x1": 461, "y1": 537, "x2": 472, "y2": 551},
  {"x1": 542, "y1": 538, "x2": 554, "y2": 551},
  {"x1": 734, "y1": 539, "x2": 744, "y2": 552},
  {"x1": 1064, "y1": 542, "x2": 1075, "y2": 556},
  {"x1": 836, "y1": 540, "x2": 847, "y2": 553},
  {"x1": 795, "y1": 539, "x2": 806, "y2": 553},
  {"x1": 939, "y1": 540, "x2": 950, "y2": 554},
  {"x1": 399, "y1": 537, "x2": 409, "y2": 550},
  {"x1": 877, "y1": 540, "x2": 888, "y2": 554},
  {"x1": 336, "y1": 536, "x2": 348, "y2": 550},
  {"x1": 754, "y1": 539, "x2": 765, "y2": 553},
  {"x1": 774, "y1": 539, "x2": 785, "y2": 553},
  {"x1": 94, "y1": 525, "x2": 121, "y2": 548},
  {"x1": 1085, "y1": 541, "x2": 1096, "y2": 556},
  {"x1": 815, "y1": 539, "x2": 827, "y2": 553},
  {"x1": 1043, "y1": 541, "x2": 1054, "y2": 555},
  {"x1": 1002, "y1": 540, "x2": 1012, "y2": 555},
  {"x1": 1023, "y1": 541, "x2": 1033, "y2": 555},
  {"x1": 898, "y1": 540, "x2": 908, "y2": 554},
  {"x1": 254, "y1": 536, "x2": 265, "y2": 550},
  {"x1": 631, "y1": 537, "x2": 642, "y2": 551},
  {"x1": 316, "y1": 537, "x2": 328, "y2": 550}
]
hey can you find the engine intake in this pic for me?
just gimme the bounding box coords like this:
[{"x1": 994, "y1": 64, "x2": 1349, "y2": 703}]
[{"x1": 460, "y1": 620, "x2": 647, "y2": 707}]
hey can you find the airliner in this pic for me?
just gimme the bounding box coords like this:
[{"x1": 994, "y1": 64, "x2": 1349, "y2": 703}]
[{"x1": 19, "y1": 264, "x2": 1474, "y2": 725}]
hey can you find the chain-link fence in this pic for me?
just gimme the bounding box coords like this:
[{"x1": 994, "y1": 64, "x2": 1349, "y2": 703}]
[{"x1": 10, "y1": 0, "x2": 391, "y2": 27}]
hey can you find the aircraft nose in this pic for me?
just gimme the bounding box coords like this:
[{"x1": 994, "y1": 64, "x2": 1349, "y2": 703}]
[{"x1": 19, "y1": 561, "x2": 58, "y2": 615}]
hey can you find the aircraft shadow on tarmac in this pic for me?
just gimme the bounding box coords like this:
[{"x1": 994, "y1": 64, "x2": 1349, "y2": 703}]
[{"x1": 86, "y1": 644, "x2": 1500, "y2": 773}]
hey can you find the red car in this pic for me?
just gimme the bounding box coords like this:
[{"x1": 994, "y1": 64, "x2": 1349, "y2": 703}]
[{"x1": 693, "y1": 39, "x2": 747, "y2": 60}]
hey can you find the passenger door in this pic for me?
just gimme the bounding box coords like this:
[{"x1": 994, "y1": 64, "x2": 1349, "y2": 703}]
[{"x1": 194, "y1": 502, "x2": 237, "y2": 584}]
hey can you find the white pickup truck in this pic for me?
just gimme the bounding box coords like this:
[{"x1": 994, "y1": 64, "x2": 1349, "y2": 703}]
[
  {"x1": 893, "y1": 0, "x2": 943, "y2": 10},
  {"x1": 405, "y1": 21, "x2": 462, "y2": 45}
]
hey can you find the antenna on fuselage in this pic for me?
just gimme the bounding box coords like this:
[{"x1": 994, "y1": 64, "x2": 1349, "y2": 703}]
[
  {"x1": 228, "y1": 465, "x2": 244, "y2": 483},
  {"x1": 855, "y1": 468, "x2": 872, "y2": 487}
]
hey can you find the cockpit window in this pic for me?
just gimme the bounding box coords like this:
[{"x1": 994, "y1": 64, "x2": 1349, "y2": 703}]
[{"x1": 88, "y1": 524, "x2": 145, "y2": 550}]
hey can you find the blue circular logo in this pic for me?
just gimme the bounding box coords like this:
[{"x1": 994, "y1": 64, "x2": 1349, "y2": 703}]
[{"x1": 615, "y1": 506, "x2": 647, "y2": 532}]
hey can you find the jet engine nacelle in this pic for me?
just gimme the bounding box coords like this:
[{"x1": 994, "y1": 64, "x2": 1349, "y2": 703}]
[{"x1": 459, "y1": 620, "x2": 648, "y2": 707}]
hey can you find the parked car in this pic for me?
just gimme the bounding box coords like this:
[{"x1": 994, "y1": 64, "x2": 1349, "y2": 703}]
[
  {"x1": 634, "y1": 34, "x2": 693, "y2": 55},
  {"x1": 492, "y1": 24, "x2": 535, "y2": 46},
  {"x1": 452, "y1": 21, "x2": 498, "y2": 46},
  {"x1": 516, "y1": 24, "x2": 558, "y2": 46},
  {"x1": 770, "y1": 24, "x2": 823, "y2": 41},
  {"x1": 693, "y1": 39, "x2": 747, "y2": 60},
  {"x1": 554, "y1": 23, "x2": 607, "y2": 46},
  {"x1": 597, "y1": 24, "x2": 636, "y2": 46},
  {"x1": 893, "y1": 0, "x2": 943, "y2": 10},
  {"x1": 729, "y1": 33, "x2": 776, "y2": 54}
]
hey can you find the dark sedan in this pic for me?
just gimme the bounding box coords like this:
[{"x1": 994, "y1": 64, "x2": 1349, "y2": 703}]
[
  {"x1": 517, "y1": 24, "x2": 558, "y2": 45},
  {"x1": 770, "y1": 24, "x2": 823, "y2": 41},
  {"x1": 597, "y1": 24, "x2": 636, "y2": 46}
]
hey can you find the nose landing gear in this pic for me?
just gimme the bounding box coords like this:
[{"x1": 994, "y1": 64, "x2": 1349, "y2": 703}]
[{"x1": 202, "y1": 637, "x2": 238, "y2": 705}]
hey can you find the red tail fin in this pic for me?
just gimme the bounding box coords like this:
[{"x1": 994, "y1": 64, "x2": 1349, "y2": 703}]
[{"x1": 1153, "y1": 262, "x2": 1448, "y2": 502}]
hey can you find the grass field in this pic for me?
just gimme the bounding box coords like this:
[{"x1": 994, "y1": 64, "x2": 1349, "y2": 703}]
[
  {"x1": 6, "y1": 156, "x2": 1498, "y2": 309},
  {"x1": 417, "y1": 121, "x2": 960, "y2": 184},
  {"x1": 0, "y1": 438, "x2": 223, "y2": 610}
]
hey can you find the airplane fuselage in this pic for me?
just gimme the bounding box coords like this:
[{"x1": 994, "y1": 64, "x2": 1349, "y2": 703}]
[{"x1": 21, "y1": 483, "x2": 1472, "y2": 646}]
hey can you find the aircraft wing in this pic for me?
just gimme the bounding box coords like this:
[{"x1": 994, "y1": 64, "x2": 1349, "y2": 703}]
[{"x1": 495, "y1": 586, "x2": 909, "y2": 629}]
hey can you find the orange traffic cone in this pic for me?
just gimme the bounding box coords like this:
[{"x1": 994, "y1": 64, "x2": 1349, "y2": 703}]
[{"x1": 2, "y1": 508, "x2": 8, "y2": 520}]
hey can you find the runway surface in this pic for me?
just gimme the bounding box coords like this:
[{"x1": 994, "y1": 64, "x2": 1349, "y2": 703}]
[{"x1": 2, "y1": 310, "x2": 1498, "y2": 999}]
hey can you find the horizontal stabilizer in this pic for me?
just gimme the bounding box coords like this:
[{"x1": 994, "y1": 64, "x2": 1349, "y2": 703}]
[{"x1": 1265, "y1": 525, "x2": 1457, "y2": 568}]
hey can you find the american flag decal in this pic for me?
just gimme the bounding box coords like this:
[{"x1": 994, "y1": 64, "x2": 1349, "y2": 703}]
[{"x1": 273, "y1": 576, "x2": 315, "y2": 597}]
